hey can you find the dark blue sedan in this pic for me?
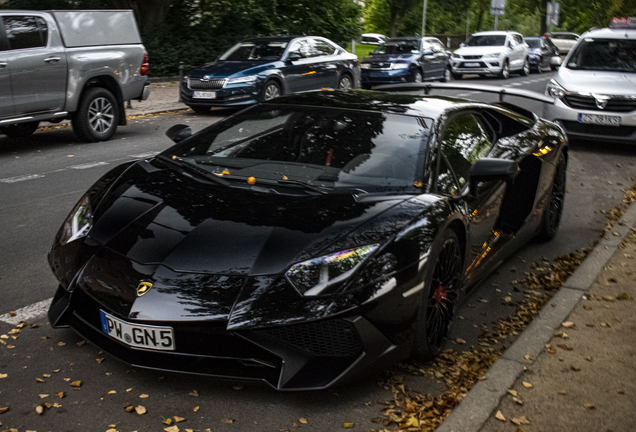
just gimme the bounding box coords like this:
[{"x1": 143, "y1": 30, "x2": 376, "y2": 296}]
[
  {"x1": 181, "y1": 36, "x2": 359, "y2": 112},
  {"x1": 360, "y1": 37, "x2": 452, "y2": 88}
]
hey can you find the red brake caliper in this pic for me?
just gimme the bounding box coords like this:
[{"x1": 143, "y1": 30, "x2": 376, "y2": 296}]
[{"x1": 433, "y1": 284, "x2": 448, "y2": 304}]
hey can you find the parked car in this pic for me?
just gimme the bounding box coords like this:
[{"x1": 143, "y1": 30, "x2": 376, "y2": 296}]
[
  {"x1": 545, "y1": 32, "x2": 579, "y2": 55},
  {"x1": 451, "y1": 31, "x2": 529, "y2": 79},
  {"x1": 48, "y1": 86, "x2": 567, "y2": 390},
  {"x1": 524, "y1": 37, "x2": 560, "y2": 72},
  {"x1": 0, "y1": 10, "x2": 150, "y2": 142},
  {"x1": 360, "y1": 33, "x2": 388, "y2": 45},
  {"x1": 180, "y1": 36, "x2": 358, "y2": 112},
  {"x1": 544, "y1": 26, "x2": 636, "y2": 143},
  {"x1": 360, "y1": 37, "x2": 452, "y2": 88}
]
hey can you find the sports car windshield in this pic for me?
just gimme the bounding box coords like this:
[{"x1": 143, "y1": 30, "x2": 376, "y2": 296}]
[
  {"x1": 170, "y1": 106, "x2": 431, "y2": 191},
  {"x1": 374, "y1": 41, "x2": 419, "y2": 54},
  {"x1": 465, "y1": 35, "x2": 506, "y2": 46},
  {"x1": 566, "y1": 39, "x2": 636, "y2": 73},
  {"x1": 220, "y1": 41, "x2": 289, "y2": 61}
]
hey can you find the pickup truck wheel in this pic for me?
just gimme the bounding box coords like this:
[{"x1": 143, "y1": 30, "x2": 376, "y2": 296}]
[
  {"x1": 0, "y1": 121, "x2": 39, "y2": 139},
  {"x1": 72, "y1": 87, "x2": 119, "y2": 142}
]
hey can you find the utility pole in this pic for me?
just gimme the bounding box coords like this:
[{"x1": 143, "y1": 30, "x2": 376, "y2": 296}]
[
  {"x1": 466, "y1": 9, "x2": 470, "y2": 39},
  {"x1": 421, "y1": 0, "x2": 428, "y2": 36}
]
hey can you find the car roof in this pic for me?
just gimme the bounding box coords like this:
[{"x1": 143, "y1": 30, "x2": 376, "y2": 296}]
[
  {"x1": 262, "y1": 89, "x2": 470, "y2": 119},
  {"x1": 362, "y1": 33, "x2": 386, "y2": 38},
  {"x1": 241, "y1": 35, "x2": 303, "y2": 43},
  {"x1": 386, "y1": 36, "x2": 422, "y2": 42},
  {"x1": 581, "y1": 28, "x2": 636, "y2": 39},
  {"x1": 472, "y1": 31, "x2": 516, "y2": 36},
  {"x1": 524, "y1": 37, "x2": 541, "y2": 40}
]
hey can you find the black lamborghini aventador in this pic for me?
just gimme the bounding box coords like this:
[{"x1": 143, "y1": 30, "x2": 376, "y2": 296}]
[{"x1": 48, "y1": 87, "x2": 567, "y2": 390}]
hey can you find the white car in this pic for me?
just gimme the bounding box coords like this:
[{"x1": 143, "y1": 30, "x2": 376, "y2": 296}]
[
  {"x1": 451, "y1": 31, "x2": 529, "y2": 79},
  {"x1": 360, "y1": 33, "x2": 388, "y2": 45},
  {"x1": 544, "y1": 27, "x2": 636, "y2": 143},
  {"x1": 545, "y1": 32, "x2": 580, "y2": 54}
]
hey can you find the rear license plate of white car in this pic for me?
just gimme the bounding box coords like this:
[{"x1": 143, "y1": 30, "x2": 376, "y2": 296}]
[
  {"x1": 193, "y1": 91, "x2": 216, "y2": 99},
  {"x1": 464, "y1": 62, "x2": 480, "y2": 67},
  {"x1": 578, "y1": 113, "x2": 620, "y2": 127},
  {"x1": 100, "y1": 310, "x2": 175, "y2": 351}
]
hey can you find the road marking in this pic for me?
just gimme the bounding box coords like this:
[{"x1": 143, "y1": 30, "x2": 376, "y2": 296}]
[
  {"x1": 69, "y1": 161, "x2": 109, "y2": 170},
  {"x1": 0, "y1": 298, "x2": 52, "y2": 325},
  {"x1": 520, "y1": 80, "x2": 531, "y2": 84},
  {"x1": 511, "y1": 82, "x2": 523, "y2": 86},
  {"x1": 0, "y1": 174, "x2": 45, "y2": 183},
  {"x1": 129, "y1": 151, "x2": 160, "y2": 159}
]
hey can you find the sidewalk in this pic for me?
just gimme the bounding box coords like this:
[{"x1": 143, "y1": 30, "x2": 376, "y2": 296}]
[
  {"x1": 478, "y1": 227, "x2": 636, "y2": 432},
  {"x1": 125, "y1": 81, "x2": 187, "y2": 117}
]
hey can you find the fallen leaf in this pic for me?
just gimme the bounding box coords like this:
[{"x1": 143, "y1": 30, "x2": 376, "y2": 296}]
[
  {"x1": 126, "y1": 388, "x2": 132, "y2": 392},
  {"x1": 124, "y1": 405, "x2": 135, "y2": 412},
  {"x1": 524, "y1": 354, "x2": 534, "y2": 360},
  {"x1": 57, "y1": 392, "x2": 65, "y2": 398},
  {"x1": 164, "y1": 419, "x2": 173, "y2": 425},
  {"x1": 70, "y1": 381, "x2": 81, "y2": 387},
  {"x1": 174, "y1": 416, "x2": 185, "y2": 423},
  {"x1": 299, "y1": 418, "x2": 308, "y2": 424},
  {"x1": 495, "y1": 410, "x2": 506, "y2": 421},
  {"x1": 513, "y1": 397, "x2": 523, "y2": 405},
  {"x1": 584, "y1": 403, "x2": 595, "y2": 409},
  {"x1": 455, "y1": 338, "x2": 466, "y2": 344},
  {"x1": 189, "y1": 390, "x2": 199, "y2": 397},
  {"x1": 522, "y1": 382, "x2": 533, "y2": 388},
  {"x1": 0, "y1": 407, "x2": 8, "y2": 414},
  {"x1": 507, "y1": 390, "x2": 518, "y2": 396},
  {"x1": 344, "y1": 422, "x2": 355, "y2": 428},
  {"x1": 43, "y1": 374, "x2": 51, "y2": 378},
  {"x1": 77, "y1": 340, "x2": 86, "y2": 347},
  {"x1": 193, "y1": 406, "x2": 199, "y2": 412},
  {"x1": 222, "y1": 418, "x2": 234, "y2": 424},
  {"x1": 511, "y1": 416, "x2": 530, "y2": 425},
  {"x1": 39, "y1": 394, "x2": 49, "y2": 398},
  {"x1": 164, "y1": 426, "x2": 179, "y2": 432},
  {"x1": 36, "y1": 378, "x2": 45, "y2": 383},
  {"x1": 562, "y1": 321, "x2": 575, "y2": 328},
  {"x1": 57, "y1": 342, "x2": 66, "y2": 347},
  {"x1": 35, "y1": 405, "x2": 44, "y2": 415},
  {"x1": 0, "y1": 373, "x2": 6, "y2": 379},
  {"x1": 108, "y1": 390, "x2": 116, "y2": 394},
  {"x1": 135, "y1": 405, "x2": 146, "y2": 415},
  {"x1": 558, "y1": 390, "x2": 567, "y2": 395},
  {"x1": 96, "y1": 358, "x2": 105, "y2": 363},
  {"x1": 139, "y1": 394, "x2": 149, "y2": 398}
]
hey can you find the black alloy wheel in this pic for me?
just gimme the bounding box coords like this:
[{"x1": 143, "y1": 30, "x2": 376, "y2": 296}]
[
  {"x1": 0, "y1": 121, "x2": 39, "y2": 139},
  {"x1": 412, "y1": 229, "x2": 463, "y2": 360},
  {"x1": 538, "y1": 155, "x2": 567, "y2": 241},
  {"x1": 261, "y1": 81, "x2": 281, "y2": 101}
]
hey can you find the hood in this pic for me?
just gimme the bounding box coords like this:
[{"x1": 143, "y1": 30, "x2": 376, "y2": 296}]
[
  {"x1": 555, "y1": 68, "x2": 636, "y2": 96},
  {"x1": 188, "y1": 61, "x2": 277, "y2": 79},
  {"x1": 454, "y1": 46, "x2": 508, "y2": 57},
  {"x1": 88, "y1": 160, "x2": 409, "y2": 277},
  {"x1": 362, "y1": 53, "x2": 417, "y2": 64}
]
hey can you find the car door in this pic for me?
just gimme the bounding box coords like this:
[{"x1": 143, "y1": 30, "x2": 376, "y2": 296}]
[
  {"x1": 419, "y1": 40, "x2": 437, "y2": 80},
  {"x1": 3, "y1": 15, "x2": 67, "y2": 115},
  {"x1": 283, "y1": 38, "x2": 320, "y2": 93},
  {"x1": 436, "y1": 111, "x2": 506, "y2": 284},
  {"x1": 0, "y1": 19, "x2": 14, "y2": 117},
  {"x1": 429, "y1": 38, "x2": 449, "y2": 79},
  {"x1": 311, "y1": 38, "x2": 340, "y2": 88},
  {"x1": 515, "y1": 34, "x2": 527, "y2": 66}
]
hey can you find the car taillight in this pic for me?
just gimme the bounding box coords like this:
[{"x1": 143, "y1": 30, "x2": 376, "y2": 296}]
[{"x1": 140, "y1": 51, "x2": 149, "y2": 76}]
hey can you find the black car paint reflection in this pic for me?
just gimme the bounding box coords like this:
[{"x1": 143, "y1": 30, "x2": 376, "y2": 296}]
[{"x1": 48, "y1": 90, "x2": 567, "y2": 390}]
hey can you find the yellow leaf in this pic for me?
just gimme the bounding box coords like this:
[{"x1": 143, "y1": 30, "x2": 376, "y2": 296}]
[
  {"x1": 511, "y1": 416, "x2": 530, "y2": 425},
  {"x1": 43, "y1": 374, "x2": 51, "y2": 378},
  {"x1": 0, "y1": 406, "x2": 9, "y2": 414},
  {"x1": 124, "y1": 405, "x2": 135, "y2": 412},
  {"x1": 174, "y1": 416, "x2": 185, "y2": 423},
  {"x1": 52, "y1": 403, "x2": 61, "y2": 408},
  {"x1": 106, "y1": 429, "x2": 117, "y2": 432},
  {"x1": 344, "y1": 422, "x2": 355, "y2": 428},
  {"x1": 139, "y1": 394, "x2": 149, "y2": 398},
  {"x1": 186, "y1": 430, "x2": 194, "y2": 432},
  {"x1": 53, "y1": 370, "x2": 60, "y2": 373},
  {"x1": 507, "y1": 390, "x2": 517, "y2": 396},
  {"x1": 57, "y1": 342, "x2": 66, "y2": 347},
  {"x1": 164, "y1": 426, "x2": 179, "y2": 432},
  {"x1": 193, "y1": 406, "x2": 200, "y2": 412},
  {"x1": 0, "y1": 373, "x2": 7, "y2": 379},
  {"x1": 222, "y1": 418, "x2": 234, "y2": 424},
  {"x1": 44, "y1": 403, "x2": 52, "y2": 408},
  {"x1": 135, "y1": 405, "x2": 147, "y2": 415},
  {"x1": 299, "y1": 418, "x2": 308, "y2": 424},
  {"x1": 164, "y1": 418, "x2": 173, "y2": 425},
  {"x1": 96, "y1": 358, "x2": 105, "y2": 363},
  {"x1": 126, "y1": 388, "x2": 132, "y2": 392},
  {"x1": 562, "y1": 321, "x2": 574, "y2": 328},
  {"x1": 70, "y1": 381, "x2": 81, "y2": 387},
  {"x1": 39, "y1": 394, "x2": 49, "y2": 399},
  {"x1": 57, "y1": 392, "x2": 65, "y2": 398},
  {"x1": 495, "y1": 410, "x2": 506, "y2": 421},
  {"x1": 513, "y1": 397, "x2": 523, "y2": 405},
  {"x1": 522, "y1": 382, "x2": 533, "y2": 388},
  {"x1": 35, "y1": 405, "x2": 44, "y2": 415},
  {"x1": 108, "y1": 390, "x2": 116, "y2": 394},
  {"x1": 36, "y1": 378, "x2": 45, "y2": 383},
  {"x1": 189, "y1": 390, "x2": 199, "y2": 397}
]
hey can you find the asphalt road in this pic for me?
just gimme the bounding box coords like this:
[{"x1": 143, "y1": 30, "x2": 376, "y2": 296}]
[{"x1": 0, "y1": 72, "x2": 635, "y2": 432}]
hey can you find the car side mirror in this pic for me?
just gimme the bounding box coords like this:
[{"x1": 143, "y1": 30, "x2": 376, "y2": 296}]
[
  {"x1": 166, "y1": 124, "x2": 192, "y2": 143},
  {"x1": 468, "y1": 158, "x2": 519, "y2": 197},
  {"x1": 287, "y1": 53, "x2": 301, "y2": 63}
]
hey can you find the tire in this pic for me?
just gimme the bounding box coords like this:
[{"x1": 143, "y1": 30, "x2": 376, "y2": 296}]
[
  {"x1": 412, "y1": 229, "x2": 463, "y2": 361},
  {"x1": 414, "y1": 70, "x2": 423, "y2": 83},
  {"x1": 338, "y1": 73, "x2": 353, "y2": 90},
  {"x1": 72, "y1": 87, "x2": 119, "y2": 142},
  {"x1": 441, "y1": 67, "x2": 453, "y2": 82},
  {"x1": 537, "y1": 154, "x2": 567, "y2": 241},
  {"x1": 261, "y1": 80, "x2": 281, "y2": 101},
  {"x1": 190, "y1": 106, "x2": 211, "y2": 114},
  {"x1": 498, "y1": 60, "x2": 510, "y2": 79},
  {"x1": 451, "y1": 72, "x2": 463, "y2": 80},
  {"x1": 520, "y1": 58, "x2": 530, "y2": 76},
  {"x1": 535, "y1": 59, "x2": 544, "y2": 73},
  {"x1": 0, "y1": 121, "x2": 39, "y2": 139}
]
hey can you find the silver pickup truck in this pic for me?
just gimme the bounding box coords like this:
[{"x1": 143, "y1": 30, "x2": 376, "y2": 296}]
[{"x1": 0, "y1": 10, "x2": 150, "y2": 142}]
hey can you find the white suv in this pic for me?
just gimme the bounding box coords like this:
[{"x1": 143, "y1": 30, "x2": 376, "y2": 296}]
[{"x1": 451, "y1": 31, "x2": 529, "y2": 79}]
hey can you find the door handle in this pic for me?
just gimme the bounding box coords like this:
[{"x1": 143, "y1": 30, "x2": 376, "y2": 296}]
[
  {"x1": 0, "y1": 63, "x2": 7, "y2": 68},
  {"x1": 44, "y1": 57, "x2": 61, "y2": 63}
]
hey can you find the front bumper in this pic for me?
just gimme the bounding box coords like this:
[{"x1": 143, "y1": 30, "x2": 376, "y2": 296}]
[
  {"x1": 360, "y1": 68, "x2": 415, "y2": 86},
  {"x1": 543, "y1": 98, "x2": 636, "y2": 143},
  {"x1": 48, "y1": 284, "x2": 403, "y2": 390},
  {"x1": 180, "y1": 81, "x2": 260, "y2": 107},
  {"x1": 451, "y1": 58, "x2": 503, "y2": 75}
]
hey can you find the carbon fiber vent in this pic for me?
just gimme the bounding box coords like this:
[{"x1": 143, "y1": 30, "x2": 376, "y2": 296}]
[{"x1": 259, "y1": 320, "x2": 363, "y2": 357}]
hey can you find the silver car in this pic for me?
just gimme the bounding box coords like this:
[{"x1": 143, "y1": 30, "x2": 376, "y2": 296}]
[{"x1": 544, "y1": 28, "x2": 636, "y2": 143}]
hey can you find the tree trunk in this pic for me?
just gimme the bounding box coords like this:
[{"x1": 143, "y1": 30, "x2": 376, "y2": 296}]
[{"x1": 475, "y1": 7, "x2": 484, "y2": 31}]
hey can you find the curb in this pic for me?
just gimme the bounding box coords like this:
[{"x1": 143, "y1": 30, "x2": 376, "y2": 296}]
[{"x1": 436, "y1": 202, "x2": 636, "y2": 432}]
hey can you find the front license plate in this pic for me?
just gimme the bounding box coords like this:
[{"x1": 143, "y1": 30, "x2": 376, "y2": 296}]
[
  {"x1": 100, "y1": 310, "x2": 175, "y2": 351},
  {"x1": 464, "y1": 62, "x2": 480, "y2": 67},
  {"x1": 193, "y1": 91, "x2": 216, "y2": 99},
  {"x1": 578, "y1": 113, "x2": 620, "y2": 127}
]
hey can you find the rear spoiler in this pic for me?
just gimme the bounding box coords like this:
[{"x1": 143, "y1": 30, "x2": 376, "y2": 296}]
[{"x1": 372, "y1": 83, "x2": 555, "y2": 105}]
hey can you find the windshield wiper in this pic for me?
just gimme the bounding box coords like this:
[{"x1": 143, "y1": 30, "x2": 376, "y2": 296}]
[
  {"x1": 276, "y1": 179, "x2": 329, "y2": 195},
  {"x1": 157, "y1": 154, "x2": 228, "y2": 186}
]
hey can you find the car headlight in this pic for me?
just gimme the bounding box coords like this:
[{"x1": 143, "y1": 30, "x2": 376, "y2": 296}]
[
  {"x1": 547, "y1": 79, "x2": 566, "y2": 99},
  {"x1": 59, "y1": 195, "x2": 93, "y2": 245},
  {"x1": 285, "y1": 244, "x2": 380, "y2": 296},
  {"x1": 483, "y1": 52, "x2": 503, "y2": 59},
  {"x1": 391, "y1": 63, "x2": 410, "y2": 69},
  {"x1": 227, "y1": 75, "x2": 258, "y2": 84},
  {"x1": 360, "y1": 63, "x2": 371, "y2": 69},
  {"x1": 451, "y1": 53, "x2": 461, "y2": 59}
]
